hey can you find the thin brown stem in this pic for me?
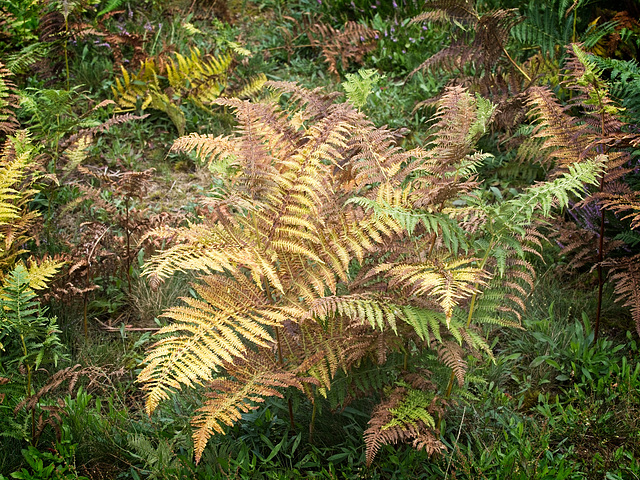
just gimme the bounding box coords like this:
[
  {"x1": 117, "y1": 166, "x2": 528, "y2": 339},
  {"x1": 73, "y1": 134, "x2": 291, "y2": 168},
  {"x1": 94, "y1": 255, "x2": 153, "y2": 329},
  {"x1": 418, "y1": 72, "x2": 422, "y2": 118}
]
[{"x1": 264, "y1": 279, "x2": 295, "y2": 430}]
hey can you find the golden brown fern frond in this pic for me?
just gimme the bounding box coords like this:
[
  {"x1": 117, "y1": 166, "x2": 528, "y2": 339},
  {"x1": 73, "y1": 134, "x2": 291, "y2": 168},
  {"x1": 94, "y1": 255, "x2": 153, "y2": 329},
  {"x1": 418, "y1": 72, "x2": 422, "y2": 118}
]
[
  {"x1": 606, "y1": 254, "x2": 640, "y2": 337},
  {"x1": 192, "y1": 350, "x2": 318, "y2": 463},
  {"x1": 0, "y1": 63, "x2": 19, "y2": 140},
  {"x1": 438, "y1": 341, "x2": 467, "y2": 387},
  {"x1": 526, "y1": 86, "x2": 588, "y2": 174}
]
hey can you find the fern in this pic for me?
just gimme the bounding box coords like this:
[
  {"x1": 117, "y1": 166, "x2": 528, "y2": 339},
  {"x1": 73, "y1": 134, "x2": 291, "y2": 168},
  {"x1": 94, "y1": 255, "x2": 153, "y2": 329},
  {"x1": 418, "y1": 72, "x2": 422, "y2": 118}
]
[
  {"x1": 138, "y1": 83, "x2": 597, "y2": 464},
  {"x1": 96, "y1": 0, "x2": 127, "y2": 18},
  {"x1": 342, "y1": 68, "x2": 380, "y2": 109},
  {"x1": 0, "y1": 63, "x2": 19, "y2": 140},
  {"x1": 363, "y1": 384, "x2": 445, "y2": 466},
  {"x1": 589, "y1": 55, "x2": 640, "y2": 122}
]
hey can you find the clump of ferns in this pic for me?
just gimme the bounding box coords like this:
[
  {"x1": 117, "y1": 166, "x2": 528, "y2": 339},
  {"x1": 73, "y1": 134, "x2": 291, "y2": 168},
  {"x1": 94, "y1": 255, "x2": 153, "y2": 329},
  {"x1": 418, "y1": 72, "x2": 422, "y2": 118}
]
[
  {"x1": 407, "y1": 0, "x2": 619, "y2": 182},
  {"x1": 111, "y1": 47, "x2": 267, "y2": 136},
  {"x1": 136, "y1": 81, "x2": 603, "y2": 466},
  {"x1": 54, "y1": 162, "x2": 182, "y2": 336},
  {"x1": 0, "y1": 132, "x2": 67, "y2": 444},
  {"x1": 519, "y1": 44, "x2": 640, "y2": 339}
]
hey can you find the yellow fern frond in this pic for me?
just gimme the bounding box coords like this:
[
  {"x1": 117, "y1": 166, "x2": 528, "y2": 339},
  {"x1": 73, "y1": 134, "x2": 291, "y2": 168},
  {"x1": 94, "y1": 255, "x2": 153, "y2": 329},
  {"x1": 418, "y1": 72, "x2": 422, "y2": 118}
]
[
  {"x1": 138, "y1": 276, "x2": 296, "y2": 416},
  {"x1": 374, "y1": 258, "x2": 492, "y2": 327},
  {"x1": 26, "y1": 258, "x2": 64, "y2": 290}
]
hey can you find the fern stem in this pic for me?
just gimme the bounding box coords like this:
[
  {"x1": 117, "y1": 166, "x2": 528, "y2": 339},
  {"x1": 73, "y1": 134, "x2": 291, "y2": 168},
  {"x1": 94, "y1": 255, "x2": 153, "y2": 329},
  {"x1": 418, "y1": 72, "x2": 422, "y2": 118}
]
[
  {"x1": 83, "y1": 291, "x2": 88, "y2": 338},
  {"x1": 487, "y1": 26, "x2": 531, "y2": 83},
  {"x1": 444, "y1": 240, "x2": 494, "y2": 399},
  {"x1": 501, "y1": 45, "x2": 531, "y2": 83},
  {"x1": 20, "y1": 334, "x2": 35, "y2": 443},
  {"x1": 124, "y1": 196, "x2": 132, "y2": 295},
  {"x1": 64, "y1": 16, "x2": 70, "y2": 91},
  {"x1": 593, "y1": 84, "x2": 609, "y2": 341},
  {"x1": 264, "y1": 278, "x2": 295, "y2": 430},
  {"x1": 309, "y1": 399, "x2": 317, "y2": 443}
]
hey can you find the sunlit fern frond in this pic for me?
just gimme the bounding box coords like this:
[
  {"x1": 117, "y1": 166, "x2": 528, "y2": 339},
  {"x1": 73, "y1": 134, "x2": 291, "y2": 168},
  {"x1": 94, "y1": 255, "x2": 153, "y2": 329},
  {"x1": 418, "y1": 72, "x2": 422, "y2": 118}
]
[
  {"x1": 138, "y1": 274, "x2": 301, "y2": 416},
  {"x1": 111, "y1": 60, "x2": 160, "y2": 111},
  {"x1": 141, "y1": 221, "x2": 255, "y2": 281},
  {"x1": 372, "y1": 257, "x2": 492, "y2": 327},
  {"x1": 0, "y1": 133, "x2": 44, "y2": 272},
  {"x1": 306, "y1": 294, "x2": 403, "y2": 333},
  {"x1": 25, "y1": 258, "x2": 63, "y2": 291},
  {"x1": 227, "y1": 73, "x2": 268, "y2": 100},
  {"x1": 348, "y1": 183, "x2": 469, "y2": 253},
  {"x1": 171, "y1": 133, "x2": 240, "y2": 171}
]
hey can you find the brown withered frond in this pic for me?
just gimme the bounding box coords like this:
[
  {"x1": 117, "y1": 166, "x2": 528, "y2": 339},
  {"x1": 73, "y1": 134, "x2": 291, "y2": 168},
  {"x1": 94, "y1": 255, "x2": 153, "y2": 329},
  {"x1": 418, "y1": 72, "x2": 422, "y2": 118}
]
[
  {"x1": 15, "y1": 364, "x2": 84, "y2": 442},
  {"x1": 409, "y1": 2, "x2": 520, "y2": 78},
  {"x1": 606, "y1": 254, "x2": 640, "y2": 337},
  {"x1": 0, "y1": 63, "x2": 19, "y2": 140},
  {"x1": 600, "y1": 191, "x2": 640, "y2": 230},
  {"x1": 524, "y1": 86, "x2": 588, "y2": 174}
]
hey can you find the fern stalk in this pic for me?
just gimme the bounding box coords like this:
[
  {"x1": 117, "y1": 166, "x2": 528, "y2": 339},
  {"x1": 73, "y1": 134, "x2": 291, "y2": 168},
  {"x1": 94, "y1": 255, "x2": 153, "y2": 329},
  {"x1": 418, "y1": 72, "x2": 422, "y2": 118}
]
[
  {"x1": 264, "y1": 278, "x2": 295, "y2": 430},
  {"x1": 64, "y1": 16, "x2": 70, "y2": 91},
  {"x1": 20, "y1": 333, "x2": 36, "y2": 443},
  {"x1": 444, "y1": 240, "x2": 495, "y2": 399},
  {"x1": 593, "y1": 81, "x2": 609, "y2": 341}
]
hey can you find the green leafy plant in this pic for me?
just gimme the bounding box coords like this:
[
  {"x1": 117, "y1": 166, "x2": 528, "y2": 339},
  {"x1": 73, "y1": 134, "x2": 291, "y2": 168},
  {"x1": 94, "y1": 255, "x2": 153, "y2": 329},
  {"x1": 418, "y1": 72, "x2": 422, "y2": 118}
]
[
  {"x1": 2, "y1": 443, "x2": 88, "y2": 480},
  {"x1": 111, "y1": 48, "x2": 235, "y2": 135},
  {"x1": 342, "y1": 68, "x2": 380, "y2": 109}
]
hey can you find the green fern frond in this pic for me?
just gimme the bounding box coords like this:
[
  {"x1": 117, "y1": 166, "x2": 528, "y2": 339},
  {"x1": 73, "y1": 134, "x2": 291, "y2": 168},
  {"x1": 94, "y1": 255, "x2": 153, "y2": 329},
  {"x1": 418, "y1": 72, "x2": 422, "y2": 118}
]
[
  {"x1": 4, "y1": 43, "x2": 51, "y2": 75},
  {"x1": 384, "y1": 387, "x2": 437, "y2": 431},
  {"x1": 342, "y1": 68, "x2": 381, "y2": 109}
]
